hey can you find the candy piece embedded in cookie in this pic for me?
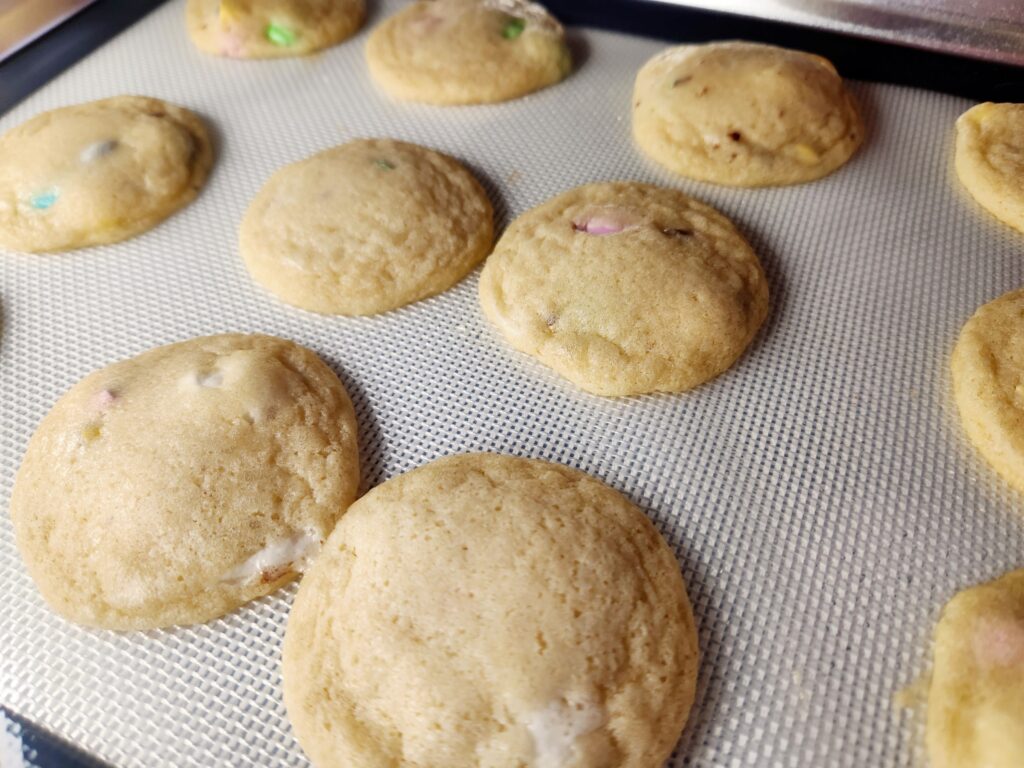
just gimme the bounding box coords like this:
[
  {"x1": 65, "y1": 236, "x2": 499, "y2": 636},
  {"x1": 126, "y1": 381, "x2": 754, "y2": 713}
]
[
  {"x1": 283, "y1": 452, "x2": 700, "y2": 768},
  {"x1": 478, "y1": 181, "x2": 769, "y2": 396},
  {"x1": 366, "y1": 0, "x2": 571, "y2": 105},
  {"x1": 632, "y1": 41, "x2": 863, "y2": 187},
  {"x1": 927, "y1": 568, "x2": 1024, "y2": 768},
  {"x1": 0, "y1": 96, "x2": 212, "y2": 252},
  {"x1": 186, "y1": 0, "x2": 364, "y2": 59},
  {"x1": 9, "y1": 334, "x2": 360, "y2": 630}
]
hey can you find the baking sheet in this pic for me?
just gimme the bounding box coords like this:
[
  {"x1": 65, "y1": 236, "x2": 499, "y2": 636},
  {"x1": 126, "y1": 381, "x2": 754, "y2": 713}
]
[{"x1": 2, "y1": 1, "x2": 1023, "y2": 766}]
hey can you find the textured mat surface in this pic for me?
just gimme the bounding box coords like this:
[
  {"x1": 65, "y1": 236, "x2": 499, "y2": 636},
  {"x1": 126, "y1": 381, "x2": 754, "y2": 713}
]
[{"x1": 2, "y1": 2, "x2": 1023, "y2": 766}]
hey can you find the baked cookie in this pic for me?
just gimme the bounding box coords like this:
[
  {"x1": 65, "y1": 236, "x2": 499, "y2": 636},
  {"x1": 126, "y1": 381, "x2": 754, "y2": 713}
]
[
  {"x1": 478, "y1": 181, "x2": 769, "y2": 396},
  {"x1": 0, "y1": 96, "x2": 212, "y2": 252},
  {"x1": 240, "y1": 139, "x2": 493, "y2": 315},
  {"x1": 927, "y1": 568, "x2": 1024, "y2": 768},
  {"x1": 283, "y1": 452, "x2": 699, "y2": 768},
  {"x1": 9, "y1": 334, "x2": 360, "y2": 630},
  {"x1": 951, "y1": 288, "x2": 1024, "y2": 495},
  {"x1": 366, "y1": 0, "x2": 571, "y2": 105},
  {"x1": 632, "y1": 41, "x2": 863, "y2": 187},
  {"x1": 956, "y1": 103, "x2": 1024, "y2": 233},
  {"x1": 186, "y1": 0, "x2": 364, "y2": 58}
]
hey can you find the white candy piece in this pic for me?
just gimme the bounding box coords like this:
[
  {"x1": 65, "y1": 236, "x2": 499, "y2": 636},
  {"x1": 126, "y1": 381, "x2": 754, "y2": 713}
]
[
  {"x1": 180, "y1": 370, "x2": 223, "y2": 390},
  {"x1": 79, "y1": 139, "x2": 118, "y2": 163},
  {"x1": 221, "y1": 532, "x2": 321, "y2": 585},
  {"x1": 197, "y1": 371, "x2": 223, "y2": 388},
  {"x1": 525, "y1": 697, "x2": 604, "y2": 768}
]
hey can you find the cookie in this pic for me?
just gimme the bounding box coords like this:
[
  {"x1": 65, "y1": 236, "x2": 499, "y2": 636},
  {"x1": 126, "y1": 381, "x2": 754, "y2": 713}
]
[
  {"x1": 0, "y1": 96, "x2": 212, "y2": 252},
  {"x1": 956, "y1": 103, "x2": 1024, "y2": 233},
  {"x1": 282, "y1": 452, "x2": 699, "y2": 768},
  {"x1": 186, "y1": 0, "x2": 364, "y2": 58},
  {"x1": 951, "y1": 288, "x2": 1024, "y2": 495},
  {"x1": 366, "y1": 0, "x2": 571, "y2": 105},
  {"x1": 240, "y1": 139, "x2": 493, "y2": 315},
  {"x1": 9, "y1": 334, "x2": 360, "y2": 630},
  {"x1": 478, "y1": 181, "x2": 769, "y2": 396},
  {"x1": 927, "y1": 568, "x2": 1024, "y2": 768},
  {"x1": 632, "y1": 41, "x2": 863, "y2": 187}
]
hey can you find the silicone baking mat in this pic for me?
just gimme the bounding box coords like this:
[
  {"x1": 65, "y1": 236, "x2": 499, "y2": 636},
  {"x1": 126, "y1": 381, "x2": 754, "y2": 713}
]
[{"x1": 2, "y1": 1, "x2": 1023, "y2": 766}]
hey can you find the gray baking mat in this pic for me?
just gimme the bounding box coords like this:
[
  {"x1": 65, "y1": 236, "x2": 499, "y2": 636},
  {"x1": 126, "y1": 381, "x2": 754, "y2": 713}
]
[{"x1": 1, "y1": 1, "x2": 1023, "y2": 766}]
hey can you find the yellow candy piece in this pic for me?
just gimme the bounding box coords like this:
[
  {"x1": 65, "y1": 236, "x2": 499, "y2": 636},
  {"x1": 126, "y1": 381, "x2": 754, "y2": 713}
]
[
  {"x1": 792, "y1": 143, "x2": 821, "y2": 164},
  {"x1": 219, "y1": 0, "x2": 242, "y2": 25}
]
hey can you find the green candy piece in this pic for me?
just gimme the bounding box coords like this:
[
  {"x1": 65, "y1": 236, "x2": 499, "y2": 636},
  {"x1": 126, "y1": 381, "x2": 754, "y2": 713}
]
[
  {"x1": 265, "y1": 23, "x2": 296, "y2": 46},
  {"x1": 374, "y1": 159, "x2": 395, "y2": 170},
  {"x1": 502, "y1": 17, "x2": 525, "y2": 40}
]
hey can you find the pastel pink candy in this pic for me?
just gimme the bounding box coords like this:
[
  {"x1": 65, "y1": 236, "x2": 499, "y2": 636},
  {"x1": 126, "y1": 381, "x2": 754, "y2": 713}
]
[
  {"x1": 973, "y1": 615, "x2": 1024, "y2": 668},
  {"x1": 574, "y1": 216, "x2": 626, "y2": 235},
  {"x1": 220, "y1": 32, "x2": 246, "y2": 57},
  {"x1": 95, "y1": 389, "x2": 116, "y2": 408}
]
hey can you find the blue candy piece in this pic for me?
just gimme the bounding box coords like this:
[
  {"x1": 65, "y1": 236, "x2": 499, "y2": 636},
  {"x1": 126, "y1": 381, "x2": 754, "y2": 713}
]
[{"x1": 30, "y1": 190, "x2": 59, "y2": 210}]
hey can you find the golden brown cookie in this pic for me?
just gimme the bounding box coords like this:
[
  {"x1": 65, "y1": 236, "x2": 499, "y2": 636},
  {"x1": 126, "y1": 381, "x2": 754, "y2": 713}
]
[
  {"x1": 0, "y1": 96, "x2": 212, "y2": 252},
  {"x1": 283, "y1": 453, "x2": 699, "y2": 768},
  {"x1": 10, "y1": 334, "x2": 360, "y2": 630},
  {"x1": 633, "y1": 41, "x2": 863, "y2": 186},
  {"x1": 479, "y1": 181, "x2": 769, "y2": 396}
]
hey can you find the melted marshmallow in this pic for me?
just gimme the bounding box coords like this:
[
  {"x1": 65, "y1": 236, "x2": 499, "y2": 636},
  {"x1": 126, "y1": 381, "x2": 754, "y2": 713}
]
[
  {"x1": 221, "y1": 532, "x2": 321, "y2": 585},
  {"x1": 525, "y1": 698, "x2": 604, "y2": 768}
]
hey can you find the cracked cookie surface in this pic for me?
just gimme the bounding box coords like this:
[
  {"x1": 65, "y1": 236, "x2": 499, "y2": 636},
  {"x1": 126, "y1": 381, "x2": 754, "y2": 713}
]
[
  {"x1": 10, "y1": 333, "x2": 359, "y2": 629},
  {"x1": 952, "y1": 288, "x2": 1024, "y2": 497},
  {"x1": 632, "y1": 41, "x2": 862, "y2": 187},
  {"x1": 0, "y1": 96, "x2": 212, "y2": 252},
  {"x1": 282, "y1": 452, "x2": 699, "y2": 768},
  {"x1": 478, "y1": 182, "x2": 769, "y2": 396},
  {"x1": 956, "y1": 102, "x2": 1024, "y2": 233},
  {"x1": 240, "y1": 139, "x2": 493, "y2": 315}
]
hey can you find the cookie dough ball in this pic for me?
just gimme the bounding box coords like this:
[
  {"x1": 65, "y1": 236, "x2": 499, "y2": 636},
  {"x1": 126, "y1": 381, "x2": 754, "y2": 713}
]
[
  {"x1": 186, "y1": 0, "x2": 364, "y2": 58},
  {"x1": 241, "y1": 138, "x2": 493, "y2": 315},
  {"x1": 951, "y1": 288, "x2": 1024, "y2": 495},
  {"x1": 927, "y1": 568, "x2": 1024, "y2": 768},
  {"x1": 956, "y1": 103, "x2": 1024, "y2": 233},
  {"x1": 366, "y1": 0, "x2": 571, "y2": 105},
  {"x1": 632, "y1": 41, "x2": 863, "y2": 187},
  {"x1": 283, "y1": 453, "x2": 699, "y2": 768},
  {"x1": 9, "y1": 334, "x2": 360, "y2": 630},
  {"x1": 478, "y1": 182, "x2": 769, "y2": 396},
  {"x1": 0, "y1": 96, "x2": 212, "y2": 252}
]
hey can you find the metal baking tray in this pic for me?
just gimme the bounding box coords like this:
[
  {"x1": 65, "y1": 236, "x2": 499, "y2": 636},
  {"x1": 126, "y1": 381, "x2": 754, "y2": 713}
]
[
  {"x1": 0, "y1": 0, "x2": 99, "y2": 63},
  {"x1": 2, "y1": 0, "x2": 1023, "y2": 766},
  {"x1": 650, "y1": 0, "x2": 1024, "y2": 65}
]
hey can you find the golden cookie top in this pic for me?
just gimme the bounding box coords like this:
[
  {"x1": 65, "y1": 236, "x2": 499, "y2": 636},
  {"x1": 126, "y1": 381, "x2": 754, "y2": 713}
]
[
  {"x1": 367, "y1": 0, "x2": 571, "y2": 104},
  {"x1": 633, "y1": 41, "x2": 863, "y2": 186},
  {"x1": 0, "y1": 96, "x2": 212, "y2": 252}
]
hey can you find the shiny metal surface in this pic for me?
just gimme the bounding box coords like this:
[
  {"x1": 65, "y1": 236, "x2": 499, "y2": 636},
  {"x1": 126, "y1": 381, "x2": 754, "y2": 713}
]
[
  {"x1": 648, "y1": 0, "x2": 1024, "y2": 64},
  {"x1": 0, "y1": 0, "x2": 99, "y2": 63}
]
